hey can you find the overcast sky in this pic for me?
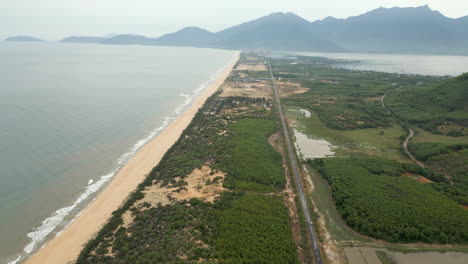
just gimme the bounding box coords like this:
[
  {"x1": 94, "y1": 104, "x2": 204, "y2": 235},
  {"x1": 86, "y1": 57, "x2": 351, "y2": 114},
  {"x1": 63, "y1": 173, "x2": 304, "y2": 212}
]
[{"x1": 1, "y1": 0, "x2": 467, "y2": 40}]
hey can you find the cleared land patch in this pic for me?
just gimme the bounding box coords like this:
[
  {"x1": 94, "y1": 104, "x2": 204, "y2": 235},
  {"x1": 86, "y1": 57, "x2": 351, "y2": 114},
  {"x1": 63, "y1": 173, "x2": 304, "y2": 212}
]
[{"x1": 235, "y1": 63, "x2": 268, "y2": 71}]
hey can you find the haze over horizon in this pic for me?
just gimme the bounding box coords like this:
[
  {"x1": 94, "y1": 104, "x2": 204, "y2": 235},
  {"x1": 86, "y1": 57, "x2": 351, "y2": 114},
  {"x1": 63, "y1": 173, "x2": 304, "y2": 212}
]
[{"x1": 1, "y1": 0, "x2": 467, "y2": 40}]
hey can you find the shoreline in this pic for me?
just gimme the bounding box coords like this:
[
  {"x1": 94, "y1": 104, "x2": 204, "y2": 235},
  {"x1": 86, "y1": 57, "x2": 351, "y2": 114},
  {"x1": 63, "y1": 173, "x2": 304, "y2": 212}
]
[{"x1": 21, "y1": 52, "x2": 240, "y2": 264}]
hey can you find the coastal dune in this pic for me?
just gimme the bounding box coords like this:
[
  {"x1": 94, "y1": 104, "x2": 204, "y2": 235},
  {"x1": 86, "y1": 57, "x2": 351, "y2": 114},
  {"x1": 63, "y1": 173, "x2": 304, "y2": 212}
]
[{"x1": 23, "y1": 53, "x2": 240, "y2": 264}]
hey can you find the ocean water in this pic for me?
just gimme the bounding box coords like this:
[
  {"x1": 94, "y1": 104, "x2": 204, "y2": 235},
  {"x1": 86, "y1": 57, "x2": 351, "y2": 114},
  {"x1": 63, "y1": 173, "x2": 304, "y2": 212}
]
[
  {"x1": 287, "y1": 51, "x2": 468, "y2": 76},
  {"x1": 0, "y1": 42, "x2": 238, "y2": 264}
]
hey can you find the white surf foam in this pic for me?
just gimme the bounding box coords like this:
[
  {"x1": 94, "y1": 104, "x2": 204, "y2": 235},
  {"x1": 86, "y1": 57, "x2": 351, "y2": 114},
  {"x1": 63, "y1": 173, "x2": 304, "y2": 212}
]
[
  {"x1": 7, "y1": 256, "x2": 21, "y2": 264},
  {"x1": 9, "y1": 53, "x2": 239, "y2": 264}
]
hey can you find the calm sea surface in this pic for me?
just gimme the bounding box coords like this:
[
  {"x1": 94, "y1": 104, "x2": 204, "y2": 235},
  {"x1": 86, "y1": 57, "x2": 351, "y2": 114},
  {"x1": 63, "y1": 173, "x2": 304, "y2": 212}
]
[
  {"x1": 288, "y1": 51, "x2": 468, "y2": 76},
  {"x1": 0, "y1": 42, "x2": 237, "y2": 263}
]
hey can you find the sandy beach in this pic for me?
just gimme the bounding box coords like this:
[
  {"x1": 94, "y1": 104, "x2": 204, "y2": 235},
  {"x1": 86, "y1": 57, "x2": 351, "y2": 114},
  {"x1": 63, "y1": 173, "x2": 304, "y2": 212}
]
[{"x1": 22, "y1": 52, "x2": 239, "y2": 264}]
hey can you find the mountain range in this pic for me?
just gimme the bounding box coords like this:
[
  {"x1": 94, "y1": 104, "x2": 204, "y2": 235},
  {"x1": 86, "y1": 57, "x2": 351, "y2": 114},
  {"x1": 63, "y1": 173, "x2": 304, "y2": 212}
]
[{"x1": 52, "y1": 6, "x2": 468, "y2": 55}]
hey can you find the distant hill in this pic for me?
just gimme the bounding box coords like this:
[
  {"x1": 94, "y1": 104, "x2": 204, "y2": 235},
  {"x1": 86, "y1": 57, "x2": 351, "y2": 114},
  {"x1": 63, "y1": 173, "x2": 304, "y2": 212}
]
[
  {"x1": 60, "y1": 5, "x2": 468, "y2": 55},
  {"x1": 101, "y1": 34, "x2": 155, "y2": 45},
  {"x1": 153, "y1": 27, "x2": 215, "y2": 47},
  {"x1": 61, "y1": 36, "x2": 106, "y2": 44},
  {"x1": 5, "y1": 36, "x2": 43, "y2": 42},
  {"x1": 387, "y1": 73, "x2": 468, "y2": 134}
]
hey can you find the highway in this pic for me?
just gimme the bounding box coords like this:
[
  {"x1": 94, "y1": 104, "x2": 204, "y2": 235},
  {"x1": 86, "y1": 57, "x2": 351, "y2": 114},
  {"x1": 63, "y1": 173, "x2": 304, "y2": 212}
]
[{"x1": 268, "y1": 62, "x2": 324, "y2": 264}]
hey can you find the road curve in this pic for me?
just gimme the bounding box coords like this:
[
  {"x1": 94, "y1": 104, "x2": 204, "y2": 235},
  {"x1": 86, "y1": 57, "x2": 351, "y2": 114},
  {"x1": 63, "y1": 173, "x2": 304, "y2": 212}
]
[
  {"x1": 403, "y1": 128, "x2": 426, "y2": 168},
  {"x1": 380, "y1": 89, "x2": 426, "y2": 168},
  {"x1": 268, "y1": 62, "x2": 324, "y2": 264}
]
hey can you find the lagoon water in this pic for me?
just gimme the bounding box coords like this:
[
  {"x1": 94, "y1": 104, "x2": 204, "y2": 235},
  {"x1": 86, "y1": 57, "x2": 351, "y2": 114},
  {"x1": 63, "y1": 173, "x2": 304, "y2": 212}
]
[
  {"x1": 0, "y1": 42, "x2": 237, "y2": 263},
  {"x1": 290, "y1": 51, "x2": 468, "y2": 76}
]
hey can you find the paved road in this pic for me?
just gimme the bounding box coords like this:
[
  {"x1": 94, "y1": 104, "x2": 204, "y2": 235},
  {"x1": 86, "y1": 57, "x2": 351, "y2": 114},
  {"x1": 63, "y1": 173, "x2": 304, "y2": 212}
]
[{"x1": 268, "y1": 62, "x2": 324, "y2": 264}]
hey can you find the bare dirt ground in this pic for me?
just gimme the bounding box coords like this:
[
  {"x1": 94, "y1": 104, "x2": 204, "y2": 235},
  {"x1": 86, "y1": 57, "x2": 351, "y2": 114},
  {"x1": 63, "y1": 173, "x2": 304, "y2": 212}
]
[
  {"x1": 221, "y1": 82, "x2": 273, "y2": 98},
  {"x1": 173, "y1": 165, "x2": 226, "y2": 202},
  {"x1": 235, "y1": 63, "x2": 268, "y2": 71},
  {"x1": 138, "y1": 165, "x2": 225, "y2": 208},
  {"x1": 365, "y1": 97, "x2": 381, "y2": 103},
  {"x1": 113, "y1": 166, "x2": 226, "y2": 256},
  {"x1": 317, "y1": 212, "x2": 347, "y2": 264},
  {"x1": 220, "y1": 80, "x2": 308, "y2": 99},
  {"x1": 277, "y1": 81, "x2": 309, "y2": 97},
  {"x1": 403, "y1": 172, "x2": 433, "y2": 183}
]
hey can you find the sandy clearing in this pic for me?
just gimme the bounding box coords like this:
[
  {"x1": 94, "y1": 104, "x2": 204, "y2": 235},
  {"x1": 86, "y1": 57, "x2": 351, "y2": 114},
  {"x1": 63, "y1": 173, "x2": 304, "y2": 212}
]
[
  {"x1": 220, "y1": 80, "x2": 308, "y2": 99},
  {"x1": 220, "y1": 82, "x2": 273, "y2": 98},
  {"x1": 235, "y1": 63, "x2": 267, "y2": 71}
]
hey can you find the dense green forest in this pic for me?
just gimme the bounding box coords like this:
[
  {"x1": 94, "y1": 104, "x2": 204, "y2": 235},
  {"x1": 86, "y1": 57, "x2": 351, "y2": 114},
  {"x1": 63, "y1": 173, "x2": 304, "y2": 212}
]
[
  {"x1": 408, "y1": 142, "x2": 468, "y2": 162},
  {"x1": 218, "y1": 118, "x2": 285, "y2": 192},
  {"x1": 215, "y1": 193, "x2": 299, "y2": 264},
  {"x1": 386, "y1": 73, "x2": 468, "y2": 135},
  {"x1": 309, "y1": 155, "x2": 468, "y2": 244}
]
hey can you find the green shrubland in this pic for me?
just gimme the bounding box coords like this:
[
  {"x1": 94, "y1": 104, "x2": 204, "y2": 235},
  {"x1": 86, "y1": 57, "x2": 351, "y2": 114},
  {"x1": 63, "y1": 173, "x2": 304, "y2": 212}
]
[{"x1": 386, "y1": 73, "x2": 468, "y2": 135}]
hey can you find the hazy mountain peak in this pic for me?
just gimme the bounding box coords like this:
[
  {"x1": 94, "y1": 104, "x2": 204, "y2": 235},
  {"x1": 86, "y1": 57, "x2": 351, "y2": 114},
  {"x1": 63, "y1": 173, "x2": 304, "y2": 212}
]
[
  {"x1": 323, "y1": 16, "x2": 337, "y2": 20},
  {"x1": 103, "y1": 33, "x2": 118, "y2": 38},
  {"x1": 176, "y1": 26, "x2": 213, "y2": 34},
  {"x1": 101, "y1": 34, "x2": 153, "y2": 45},
  {"x1": 5, "y1": 36, "x2": 43, "y2": 42},
  {"x1": 152, "y1": 26, "x2": 215, "y2": 47},
  {"x1": 367, "y1": 5, "x2": 442, "y2": 16},
  {"x1": 262, "y1": 11, "x2": 309, "y2": 23},
  {"x1": 418, "y1": 4, "x2": 431, "y2": 10},
  {"x1": 61, "y1": 36, "x2": 106, "y2": 43},
  {"x1": 318, "y1": 16, "x2": 340, "y2": 23}
]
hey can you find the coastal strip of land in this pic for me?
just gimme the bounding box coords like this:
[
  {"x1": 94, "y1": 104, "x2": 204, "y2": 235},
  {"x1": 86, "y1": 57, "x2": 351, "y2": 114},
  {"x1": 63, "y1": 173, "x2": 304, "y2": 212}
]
[{"x1": 23, "y1": 52, "x2": 240, "y2": 264}]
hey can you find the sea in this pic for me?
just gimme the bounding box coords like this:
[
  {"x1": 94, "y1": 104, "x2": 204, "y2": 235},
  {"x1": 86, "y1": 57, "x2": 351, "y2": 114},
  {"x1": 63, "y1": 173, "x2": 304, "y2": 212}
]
[{"x1": 0, "y1": 42, "x2": 238, "y2": 264}]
